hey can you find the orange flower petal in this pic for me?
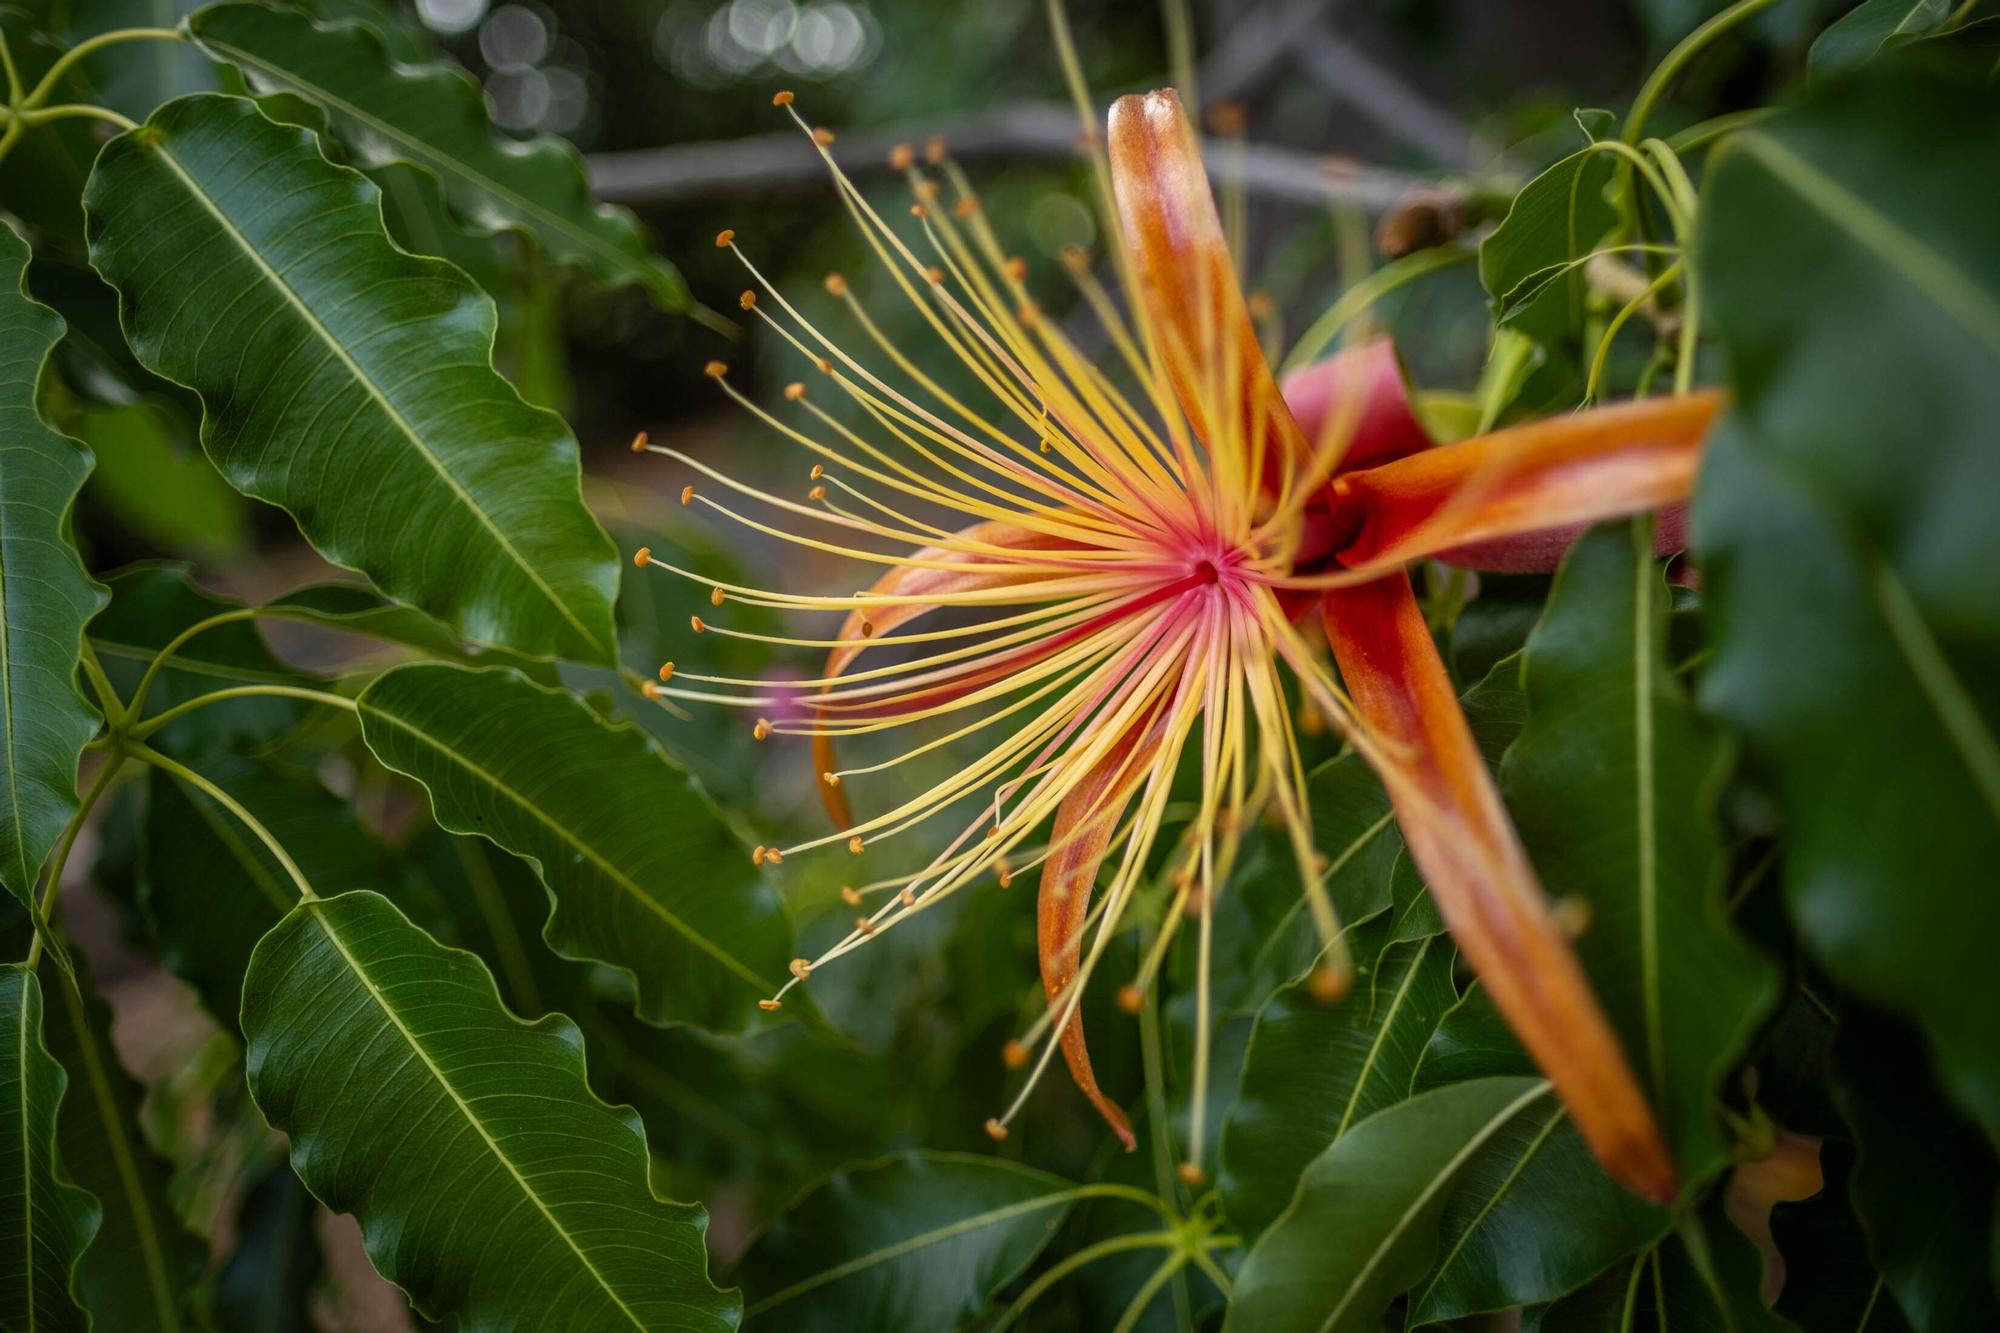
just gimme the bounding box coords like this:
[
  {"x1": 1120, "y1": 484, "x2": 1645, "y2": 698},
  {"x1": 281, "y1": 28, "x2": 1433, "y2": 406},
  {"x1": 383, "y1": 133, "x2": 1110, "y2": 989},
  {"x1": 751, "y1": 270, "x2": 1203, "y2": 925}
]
[
  {"x1": 1321, "y1": 572, "x2": 1675, "y2": 1201},
  {"x1": 1107, "y1": 89, "x2": 1308, "y2": 479},
  {"x1": 814, "y1": 520, "x2": 1074, "y2": 828},
  {"x1": 1328, "y1": 392, "x2": 1721, "y2": 574},
  {"x1": 1038, "y1": 722, "x2": 1155, "y2": 1152}
]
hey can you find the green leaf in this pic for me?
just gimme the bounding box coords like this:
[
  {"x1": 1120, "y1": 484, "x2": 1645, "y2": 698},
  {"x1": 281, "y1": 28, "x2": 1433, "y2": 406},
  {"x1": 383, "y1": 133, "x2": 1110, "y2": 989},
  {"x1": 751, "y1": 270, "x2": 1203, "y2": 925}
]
[
  {"x1": 1809, "y1": 0, "x2": 1952, "y2": 72},
  {"x1": 74, "y1": 400, "x2": 251, "y2": 562},
  {"x1": 1770, "y1": 1143, "x2": 1913, "y2": 1333},
  {"x1": 240, "y1": 889, "x2": 737, "y2": 1331},
  {"x1": 187, "y1": 4, "x2": 698, "y2": 315},
  {"x1": 0, "y1": 965, "x2": 99, "y2": 1333},
  {"x1": 141, "y1": 756, "x2": 400, "y2": 1031},
  {"x1": 1829, "y1": 1007, "x2": 1999, "y2": 1332},
  {"x1": 1479, "y1": 148, "x2": 1617, "y2": 349},
  {"x1": 356, "y1": 663, "x2": 792, "y2": 1031},
  {"x1": 262, "y1": 582, "x2": 555, "y2": 680},
  {"x1": 1531, "y1": 1193, "x2": 1796, "y2": 1332},
  {"x1": 89, "y1": 565, "x2": 305, "y2": 759},
  {"x1": 0, "y1": 16, "x2": 97, "y2": 246},
  {"x1": 84, "y1": 93, "x2": 620, "y2": 665},
  {"x1": 734, "y1": 1151, "x2": 1075, "y2": 1332},
  {"x1": 1502, "y1": 521, "x2": 1777, "y2": 1183},
  {"x1": 1227, "y1": 1076, "x2": 1548, "y2": 1333},
  {"x1": 215, "y1": 1162, "x2": 323, "y2": 1333},
  {"x1": 1695, "y1": 66, "x2": 2000, "y2": 1140},
  {"x1": 1404, "y1": 1093, "x2": 1668, "y2": 1325},
  {"x1": 0, "y1": 225, "x2": 106, "y2": 912},
  {"x1": 1220, "y1": 914, "x2": 1457, "y2": 1237},
  {"x1": 39, "y1": 957, "x2": 210, "y2": 1332}
]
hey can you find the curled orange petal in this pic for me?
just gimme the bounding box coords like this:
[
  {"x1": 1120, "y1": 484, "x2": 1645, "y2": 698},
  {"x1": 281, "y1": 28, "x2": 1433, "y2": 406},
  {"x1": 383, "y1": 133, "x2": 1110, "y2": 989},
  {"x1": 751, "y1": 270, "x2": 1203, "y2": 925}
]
[
  {"x1": 1329, "y1": 391, "x2": 1721, "y2": 574},
  {"x1": 1107, "y1": 88, "x2": 1308, "y2": 480},
  {"x1": 814, "y1": 520, "x2": 1074, "y2": 828},
  {"x1": 1278, "y1": 339, "x2": 1433, "y2": 471},
  {"x1": 1321, "y1": 572, "x2": 1675, "y2": 1202},
  {"x1": 1037, "y1": 722, "x2": 1155, "y2": 1152}
]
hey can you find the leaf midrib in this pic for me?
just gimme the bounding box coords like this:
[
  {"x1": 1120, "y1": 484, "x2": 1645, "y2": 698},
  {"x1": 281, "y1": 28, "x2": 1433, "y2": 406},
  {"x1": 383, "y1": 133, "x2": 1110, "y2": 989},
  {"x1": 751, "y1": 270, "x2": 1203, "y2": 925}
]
[
  {"x1": 1406, "y1": 1094, "x2": 1562, "y2": 1319},
  {"x1": 744, "y1": 1189, "x2": 1075, "y2": 1315},
  {"x1": 359, "y1": 700, "x2": 770, "y2": 991},
  {"x1": 1737, "y1": 132, "x2": 2000, "y2": 360},
  {"x1": 1317, "y1": 1080, "x2": 1551, "y2": 1333},
  {"x1": 1333, "y1": 936, "x2": 1433, "y2": 1141},
  {"x1": 306, "y1": 900, "x2": 647, "y2": 1331},
  {"x1": 194, "y1": 28, "x2": 652, "y2": 292},
  {"x1": 139, "y1": 129, "x2": 606, "y2": 657},
  {"x1": 1633, "y1": 528, "x2": 1665, "y2": 1098}
]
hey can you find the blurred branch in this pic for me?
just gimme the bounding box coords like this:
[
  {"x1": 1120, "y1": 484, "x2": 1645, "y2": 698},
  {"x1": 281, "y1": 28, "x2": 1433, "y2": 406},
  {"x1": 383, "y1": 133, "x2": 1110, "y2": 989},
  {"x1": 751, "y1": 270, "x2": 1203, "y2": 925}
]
[
  {"x1": 1294, "y1": 23, "x2": 1507, "y2": 171},
  {"x1": 1199, "y1": 0, "x2": 1331, "y2": 103},
  {"x1": 586, "y1": 101, "x2": 1422, "y2": 211}
]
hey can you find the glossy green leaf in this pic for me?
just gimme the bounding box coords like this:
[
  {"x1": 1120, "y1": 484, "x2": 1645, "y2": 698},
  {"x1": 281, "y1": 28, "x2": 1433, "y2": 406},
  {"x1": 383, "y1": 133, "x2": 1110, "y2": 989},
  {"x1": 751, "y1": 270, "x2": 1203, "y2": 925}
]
[
  {"x1": 1809, "y1": 0, "x2": 1952, "y2": 72},
  {"x1": 241, "y1": 889, "x2": 737, "y2": 1332},
  {"x1": 215, "y1": 1162, "x2": 323, "y2": 1333},
  {"x1": 89, "y1": 565, "x2": 306, "y2": 760},
  {"x1": 1405, "y1": 1094, "x2": 1668, "y2": 1325},
  {"x1": 1227, "y1": 1076, "x2": 1548, "y2": 1333},
  {"x1": 1479, "y1": 148, "x2": 1617, "y2": 349},
  {"x1": 40, "y1": 957, "x2": 209, "y2": 1331},
  {"x1": 1695, "y1": 66, "x2": 2000, "y2": 1139},
  {"x1": 0, "y1": 224, "x2": 105, "y2": 911},
  {"x1": 261, "y1": 582, "x2": 555, "y2": 681},
  {"x1": 141, "y1": 756, "x2": 400, "y2": 1031},
  {"x1": 84, "y1": 93, "x2": 620, "y2": 665},
  {"x1": 1531, "y1": 1193, "x2": 1795, "y2": 1332},
  {"x1": 734, "y1": 1151, "x2": 1075, "y2": 1332},
  {"x1": 1830, "y1": 1007, "x2": 1999, "y2": 1331},
  {"x1": 356, "y1": 663, "x2": 792, "y2": 1030},
  {"x1": 187, "y1": 4, "x2": 696, "y2": 314},
  {"x1": 0, "y1": 17, "x2": 97, "y2": 246},
  {"x1": 0, "y1": 965, "x2": 99, "y2": 1333},
  {"x1": 1220, "y1": 913, "x2": 1457, "y2": 1236},
  {"x1": 1503, "y1": 521, "x2": 1778, "y2": 1183}
]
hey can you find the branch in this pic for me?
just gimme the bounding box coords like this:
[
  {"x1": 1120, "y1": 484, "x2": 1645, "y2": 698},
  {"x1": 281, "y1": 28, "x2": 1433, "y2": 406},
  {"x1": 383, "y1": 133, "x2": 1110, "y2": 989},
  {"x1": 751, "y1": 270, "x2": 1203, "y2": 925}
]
[{"x1": 586, "y1": 100, "x2": 1422, "y2": 210}]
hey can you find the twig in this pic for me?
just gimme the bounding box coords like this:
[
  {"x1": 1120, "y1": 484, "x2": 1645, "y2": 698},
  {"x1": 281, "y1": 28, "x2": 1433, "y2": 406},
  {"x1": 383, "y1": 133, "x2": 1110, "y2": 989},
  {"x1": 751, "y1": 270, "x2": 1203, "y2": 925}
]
[
  {"x1": 586, "y1": 100, "x2": 1420, "y2": 210},
  {"x1": 1293, "y1": 21, "x2": 1499, "y2": 169}
]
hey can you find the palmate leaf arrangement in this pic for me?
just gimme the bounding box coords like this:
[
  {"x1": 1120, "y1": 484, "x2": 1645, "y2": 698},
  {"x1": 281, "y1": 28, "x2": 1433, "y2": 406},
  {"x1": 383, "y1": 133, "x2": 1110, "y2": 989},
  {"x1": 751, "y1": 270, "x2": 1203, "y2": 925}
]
[{"x1": 0, "y1": 0, "x2": 1994, "y2": 1327}]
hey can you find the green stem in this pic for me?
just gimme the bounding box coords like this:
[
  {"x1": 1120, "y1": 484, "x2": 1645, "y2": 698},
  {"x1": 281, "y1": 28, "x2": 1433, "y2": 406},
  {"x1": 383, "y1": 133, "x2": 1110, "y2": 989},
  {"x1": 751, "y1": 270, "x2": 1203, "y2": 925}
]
[
  {"x1": 18, "y1": 103, "x2": 136, "y2": 130},
  {"x1": 126, "y1": 743, "x2": 318, "y2": 900},
  {"x1": 1187, "y1": 1241, "x2": 1234, "y2": 1298},
  {"x1": 990, "y1": 1232, "x2": 1178, "y2": 1332},
  {"x1": 1136, "y1": 973, "x2": 1195, "y2": 1333},
  {"x1": 1667, "y1": 106, "x2": 1775, "y2": 155},
  {"x1": 0, "y1": 27, "x2": 22, "y2": 104},
  {"x1": 1585, "y1": 261, "x2": 1684, "y2": 403},
  {"x1": 23, "y1": 755, "x2": 127, "y2": 971},
  {"x1": 76, "y1": 640, "x2": 121, "y2": 723},
  {"x1": 129, "y1": 683, "x2": 358, "y2": 742},
  {"x1": 23, "y1": 26, "x2": 183, "y2": 109},
  {"x1": 122, "y1": 607, "x2": 261, "y2": 722},
  {"x1": 1111, "y1": 1251, "x2": 1188, "y2": 1333},
  {"x1": 1674, "y1": 276, "x2": 1702, "y2": 396},
  {"x1": 1624, "y1": 0, "x2": 1781, "y2": 145}
]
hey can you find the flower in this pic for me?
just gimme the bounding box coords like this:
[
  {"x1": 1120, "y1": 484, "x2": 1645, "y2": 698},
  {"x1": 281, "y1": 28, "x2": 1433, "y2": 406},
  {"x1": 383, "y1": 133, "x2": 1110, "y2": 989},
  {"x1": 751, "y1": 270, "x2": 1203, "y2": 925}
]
[{"x1": 635, "y1": 80, "x2": 1713, "y2": 1202}]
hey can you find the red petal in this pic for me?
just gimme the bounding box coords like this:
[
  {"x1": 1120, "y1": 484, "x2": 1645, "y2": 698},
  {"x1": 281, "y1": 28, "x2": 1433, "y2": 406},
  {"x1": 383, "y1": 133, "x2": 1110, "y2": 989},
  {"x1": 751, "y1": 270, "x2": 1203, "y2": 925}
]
[
  {"x1": 1107, "y1": 89, "x2": 1308, "y2": 481},
  {"x1": 1278, "y1": 339, "x2": 1434, "y2": 471},
  {"x1": 814, "y1": 521, "x2": 1076, "y2": 828},
  {"x1": 1321, "y1": 572, "x2": 1676, "y2": 1202},
  {"x1": 1329, "y1": 392, "x2": 1721, "y2": 574},
  {"x1": 1038, "y1": 723, "x2": 1155, "y2": 1152}
]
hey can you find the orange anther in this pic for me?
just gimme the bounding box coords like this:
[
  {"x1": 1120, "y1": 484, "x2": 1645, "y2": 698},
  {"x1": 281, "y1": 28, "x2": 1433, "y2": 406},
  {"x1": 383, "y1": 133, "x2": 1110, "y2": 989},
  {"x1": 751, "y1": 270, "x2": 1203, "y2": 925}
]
[
  {"x1": 924, "y1": 134, "x2": 946, "y2": 164},
  {"x1": 714, "y1": 228, "x2": 735, "y2": 248},
  {"x1": 629, "y1": 430, "x2": 649, "y2": 453},
  {"x1": 952, "y1": 196, "x2": 977, "y2": 219},
  {"x1": 753, "y1": 719, "x2": 772, "y2": 741},
  {"x1": 710, "y1": 586, "x2": 725, "y2": 606},
  {"x1": 909, "y1": 204, "x2": 927, "y2": 219},
  {"x1": 808, "y1": 485, "x2": 826, "y2": 502},
  {"x1": 704, "y1": 360, "x2": 728, "y2": 378},
  {"x1": 859, "y1": 620, "x2": 876, "y2": 638},
  {"x1": 1116, "y1": 984, "x2": 1143, "y2": 1014},
  {"x1": 680, "y1": 484, "x2": 696, "y2": 505},
  {"x1": 924, "y1": 266, "x2": 944, "y2": 285},
  {"x1": 1003, "y1": 256, "x2": 1027, "y2": 282},
  {"x1": 811, "y1": 126, "x2": 835, "y2": 146},
  {"x1": 658, "y1": 662, "x2": 676, "y2": 681},
  {"x1": 854, "y1": 916, "x2": 876, "y2": 936},
  {"x1": 815, "y1": 356, "x2": 833, "y2": 375},
  {"x1": 758, "y1": 998, "x2": 782, "y2": 1011},
  {"x1": 821, "y1": 771, "x2": 841, "y2": 787},
  {"x1": 824, "y1": 272, "x2": 848, "y2": 297},
  {"x1": 1308, "y1": 963, "x2": 1351, "y2": 1004},
  {"x1": 772, "y1": 89, "x2": 794, "y2": 106},
  {"x1": 784, "y1": 382, "x2": 807, "y2": 401},
  {"x1": 738, "y1": 289, "x2": 756, "y2": 311},
  {"x1": 752, "y1": 846, "x2": 767, "y2": 866},
  {"x1": 809, "y1": 463, "x2": 825, "y2": 480},
  {"x1": 839, "y1": 885, "x2": 861, "y2": 906},
  {"x1": 632, "y1": 546, "x2": 651, "y2": 567},
  {"x1": 641, "y1": 681, "x2": 661, "y2": 700},
  {"x1": 897, "y1": 888, "x2": 916, "y2": 907},
  {"x1": 788, "y1": 957, "x2": 813, "y2": 979},
  {"x1": 1001, "y1": 1040, "x2": 1029, "y2": 1070},
  {"x1": 766, "y1": 848, "x2": 783, "y2": 865},
  {"x1": 1176, "y1": 1162, "x2": 1207, "y2": 1187},
  {"x1": 984, "y1": 1117, "x2": 1008, "y2": 1142},
  {"x1": 848, "y1": 835, "x2": 865, "y2": 855},
  {"x1": 690, "y1": 615, "x2": 706, "y2": 633}
]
